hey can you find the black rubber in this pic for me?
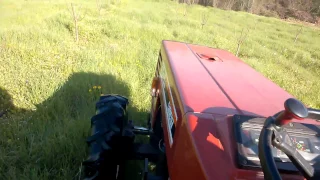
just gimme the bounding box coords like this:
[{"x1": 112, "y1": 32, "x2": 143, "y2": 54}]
[
  {"x1": 83, "y1": 95, "x2": 130, "y2": 180},
  {"x1": 258, "y1": 117, "x2": 282, "y2": 180},
  {"x1": 259, "y1": 98, "x2": 320, "y2": 180}
]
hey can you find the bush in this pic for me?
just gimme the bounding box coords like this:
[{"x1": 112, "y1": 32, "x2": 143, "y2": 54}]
[{"x1": 178, "y1": 0, "x2": 319, "y2": 23}]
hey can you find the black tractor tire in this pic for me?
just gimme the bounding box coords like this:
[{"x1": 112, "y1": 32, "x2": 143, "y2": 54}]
[{"x1": 83, "y1": 95, "x2": 133, "y2": 180}]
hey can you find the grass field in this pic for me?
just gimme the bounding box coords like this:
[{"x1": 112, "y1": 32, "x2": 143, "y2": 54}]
[{"x1": 0, "y1": 0, "x2": 319, "y2": 179}]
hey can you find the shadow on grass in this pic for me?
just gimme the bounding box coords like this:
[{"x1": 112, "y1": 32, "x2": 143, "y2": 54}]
[
  {"x1": 0, "y1": 88, "x2": 27, "y2": 118},
  {"x1": 0, "y1": 72, "x2": 147, "y2": 180},
  {"x1": 0, "y1": 87, "x2": 15, "y2": 117}
]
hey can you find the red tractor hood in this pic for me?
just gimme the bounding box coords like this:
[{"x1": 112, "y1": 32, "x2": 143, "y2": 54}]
[
  {"x1": 162, "y1": 41, "x2": 318, "y2": 180},
  {"x1": 163, "y1": 40, "x2": 294, "y2": 118}
]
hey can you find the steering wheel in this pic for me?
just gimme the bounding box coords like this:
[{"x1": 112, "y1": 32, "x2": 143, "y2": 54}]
[{"x1": 258, "y1": 98, "x2": 320, "y2": 180}]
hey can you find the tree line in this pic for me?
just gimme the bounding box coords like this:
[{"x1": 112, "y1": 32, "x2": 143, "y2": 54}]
[{"x1": 178, "y1": 0, "x2": 320, "y2": 23}]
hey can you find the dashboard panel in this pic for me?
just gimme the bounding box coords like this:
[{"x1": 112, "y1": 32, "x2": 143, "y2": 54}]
[{"x1": 233, "y1": 115, "x2": 320, "y2": 172}]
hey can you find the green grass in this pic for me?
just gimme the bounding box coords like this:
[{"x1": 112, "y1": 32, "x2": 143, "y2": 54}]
[{"x1": 0, "y1": 0, "x2": 319, "y2": 179}]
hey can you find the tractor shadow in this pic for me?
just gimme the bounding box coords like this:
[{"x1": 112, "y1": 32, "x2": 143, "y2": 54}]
[
  {"x1": 0, "y1": 87, "x2": 21, "y2": 118},
  {"x1": 0, "y1": 72, "x2": 147, "y2": 180}
]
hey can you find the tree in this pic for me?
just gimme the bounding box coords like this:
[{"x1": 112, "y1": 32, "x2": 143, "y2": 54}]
[
  {"x1": 200, "y1": 11, "x2": 209, "y2": 29},
  {"x1": 68, "y1": 3, "x2": 85, "y2": 43},
  {"x1": 236, "y1": 28, "x2": 249, "y2": 57},
  {"x1": 294, "y1": 26, "x2": 303, "y2": 43}
]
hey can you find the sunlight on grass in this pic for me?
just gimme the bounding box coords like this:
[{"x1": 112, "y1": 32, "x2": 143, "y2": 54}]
[{"x1": 0, "y1": 0, "x2": 319, "y2": 179}]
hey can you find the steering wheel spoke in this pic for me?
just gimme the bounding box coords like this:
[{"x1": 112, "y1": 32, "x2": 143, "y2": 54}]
[
  {"x1": 272, "y1": 127, "x2": 315, "y2": 179},
  {"x1": 258, "y1": 98, "x2": 320, "y2": 180}
]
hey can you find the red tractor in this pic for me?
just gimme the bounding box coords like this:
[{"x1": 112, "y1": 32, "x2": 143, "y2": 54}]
[{"x1": 82, "y1": 40, "x2": 320, "y2": 180}]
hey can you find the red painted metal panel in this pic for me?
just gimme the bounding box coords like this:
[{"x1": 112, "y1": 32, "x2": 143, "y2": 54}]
[
  {"x1": 152, "y1": 40, "x2": 317, "y2": 180},
  {"x1": 170, "y1": 113, "x2": 207, "y2": 180},
  {"x1": 187, "y1": 112, "x2": 305, "y2": 180},
  {"x1": 162, "y1": 40, "x2": 318, "y2": 124}
]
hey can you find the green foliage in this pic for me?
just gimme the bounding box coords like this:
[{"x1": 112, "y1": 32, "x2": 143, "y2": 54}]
[{"x1": 0, "y1": 0, "x2": 319, "y2": 179}]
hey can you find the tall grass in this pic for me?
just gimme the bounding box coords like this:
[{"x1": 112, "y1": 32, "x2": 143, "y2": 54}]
[{"x1": 0, "y1": 0, "x2": 319, "y2": 179}]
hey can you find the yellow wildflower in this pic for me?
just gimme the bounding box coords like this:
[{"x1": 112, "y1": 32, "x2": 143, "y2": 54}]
[
  {"x1": 98, "y1": 86, "x2": 101, "y2": 89},
  {"x1": 93, "y1": 86, "x2": 97, "y2": 89},
  {"x1": 89, "y1": 89, "x2": 92, "y2": 92}
]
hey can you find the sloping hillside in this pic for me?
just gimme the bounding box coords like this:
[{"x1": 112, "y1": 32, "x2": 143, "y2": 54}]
[{"x1": 0, "y1": 0, "x2": 319, "y2": 179}]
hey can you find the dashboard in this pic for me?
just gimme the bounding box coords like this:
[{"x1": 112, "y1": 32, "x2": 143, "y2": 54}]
[{"x1": 233, "y1": 115, "x2": 320, "y2": 172}]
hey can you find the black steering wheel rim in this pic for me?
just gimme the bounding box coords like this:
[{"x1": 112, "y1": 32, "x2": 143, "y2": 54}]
[
  {"x1": 258, "y1": 111, "x2": 320, "y2": 179},
  {"x1": 258, "y1": 116, "x2": 282, "y2": 180}
]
